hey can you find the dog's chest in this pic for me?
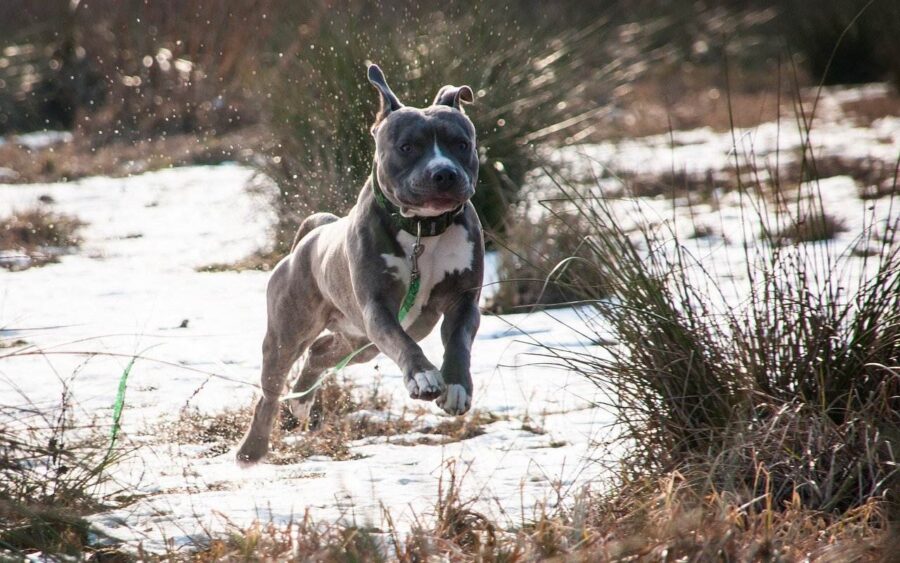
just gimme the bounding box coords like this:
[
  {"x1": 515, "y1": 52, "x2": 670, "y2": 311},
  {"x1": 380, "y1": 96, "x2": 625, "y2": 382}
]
[{"x1": 381, "y1": 224, "x2": 474, "y2": 328}]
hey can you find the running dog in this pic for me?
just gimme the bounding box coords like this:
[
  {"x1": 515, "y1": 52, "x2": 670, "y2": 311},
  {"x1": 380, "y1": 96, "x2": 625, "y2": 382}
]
[{"x1": 236, "y1": 64, "x2": 483, "y2": 465}]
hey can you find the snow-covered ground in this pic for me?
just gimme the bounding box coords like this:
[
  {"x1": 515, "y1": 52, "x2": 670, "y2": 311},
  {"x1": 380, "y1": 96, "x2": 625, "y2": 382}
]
[
  {"x1": 1, "y1": 83, "x2": 896, "y2": 553},
  {"x1": 0, "y1": 165, "x2": 616, "y2": 552}
]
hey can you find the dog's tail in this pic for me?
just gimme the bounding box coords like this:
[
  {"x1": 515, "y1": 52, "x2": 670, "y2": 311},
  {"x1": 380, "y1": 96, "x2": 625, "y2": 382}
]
[{"x1": 291, "y1": 212, "x2": 340, "y2": 251}]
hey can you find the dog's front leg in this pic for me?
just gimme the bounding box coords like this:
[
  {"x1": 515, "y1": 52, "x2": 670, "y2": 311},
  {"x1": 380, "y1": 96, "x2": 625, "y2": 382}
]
[
  {"x1": 362, "y1": 302, "x2": 445, "y2": 400},
  {"x1": 436, "y1": 292, "x2": 480, "y2": 415}
]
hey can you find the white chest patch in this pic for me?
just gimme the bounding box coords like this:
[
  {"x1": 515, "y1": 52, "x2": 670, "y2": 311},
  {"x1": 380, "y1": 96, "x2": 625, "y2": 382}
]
[{"x1": 381, "y1": 223, "x2": 474, "y2": 329}]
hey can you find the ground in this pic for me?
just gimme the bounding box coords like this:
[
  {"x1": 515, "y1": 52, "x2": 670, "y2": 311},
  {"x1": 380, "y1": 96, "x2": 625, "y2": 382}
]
[
  {"x1": 0, "y1": 164, "x2": 616, "y2": 553},
  {"x1": 0, "y1": 82, "x2": 897, "y2": 555}
]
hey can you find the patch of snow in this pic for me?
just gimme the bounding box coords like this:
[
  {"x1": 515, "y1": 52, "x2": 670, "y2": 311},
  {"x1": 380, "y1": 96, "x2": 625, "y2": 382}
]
[
  {"x1": 569, "y1": 115, "x2": 900, "y2": 181},
  {"x1": 0, "y1": 163, "x2": 617, "y2": 553},
  {"x1": 4, "y1": 83, "x2": 893, "y2": 554},
  {"x1": 4, "y1": 129, "x2": 74, "y2": 149}
]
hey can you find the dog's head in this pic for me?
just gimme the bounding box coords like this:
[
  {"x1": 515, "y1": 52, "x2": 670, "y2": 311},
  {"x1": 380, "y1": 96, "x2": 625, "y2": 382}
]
[{"x1": 367, "y1": 63, "x2": 478, "y2": 218}]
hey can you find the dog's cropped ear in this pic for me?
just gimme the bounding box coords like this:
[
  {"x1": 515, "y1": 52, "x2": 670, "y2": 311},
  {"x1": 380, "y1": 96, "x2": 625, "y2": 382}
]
[
  {"x1": 432, "y1": 85, "x2": 474, "y2": 111},
  {"x1": 367, "y1": 64, "x2": 402, "y2": 127}
]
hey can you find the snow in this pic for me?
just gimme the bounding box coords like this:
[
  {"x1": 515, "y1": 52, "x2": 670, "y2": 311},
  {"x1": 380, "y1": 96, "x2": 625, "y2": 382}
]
[
  {"x1": 0, "y1": 164, "x2": 617, "y2": 552},
  {"x1": 0, "y1": 130, "x2": 74, "y2": 150},
  {"x1": 569, "y1": 115, "x2": 900, "y2": 180},
  {"x1": 0, "y1": 83, "x2": 895, "y2": 554}
]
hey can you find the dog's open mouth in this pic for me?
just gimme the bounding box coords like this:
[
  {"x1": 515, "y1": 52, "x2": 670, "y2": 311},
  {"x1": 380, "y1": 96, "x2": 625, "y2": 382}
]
[{"x1": 398, "y1": 194, "x2": 468, "y2": 217}]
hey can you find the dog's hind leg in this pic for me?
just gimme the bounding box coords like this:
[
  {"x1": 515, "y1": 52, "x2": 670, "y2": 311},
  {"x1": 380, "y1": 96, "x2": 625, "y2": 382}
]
[
  {"x1": 235, "y1": 328, "x2": 311, "y2": 466},
  {"x1": 236, "y1": 260, "x2": 326, "y2": 466},
  {"x1": 282, "y1": 333, "x2": 378, "y2": 431}
]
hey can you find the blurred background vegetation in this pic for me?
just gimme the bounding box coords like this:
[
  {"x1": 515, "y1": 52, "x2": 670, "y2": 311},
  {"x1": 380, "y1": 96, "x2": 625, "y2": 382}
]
[
  {"x1": 0, "y1": 0, "x2": 897, "y2": 246},
  {"x1": 2, "y1": 3, "x2": 899, "y2": 557}
]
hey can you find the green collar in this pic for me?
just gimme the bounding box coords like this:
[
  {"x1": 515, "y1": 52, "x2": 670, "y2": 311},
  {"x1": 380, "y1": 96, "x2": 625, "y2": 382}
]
[{"x1": 370, "y1": 164, "x2": 463, "y2": 237}]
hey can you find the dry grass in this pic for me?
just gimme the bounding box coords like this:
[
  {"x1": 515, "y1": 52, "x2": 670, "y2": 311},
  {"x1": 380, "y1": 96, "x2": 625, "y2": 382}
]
[
  {"x1": 386, "y1": 410, "x2": 504, "y2": 447},
  {"x1": 590, "y1": 69, "x2": 794, "y2": 141},
  {"x1": 486, "y1": 201, "x2": 609, "y2": 314},
  {"x1": 622, "y1": 168, "x2": 724, "y2": 200},
  {"x1": 270, "y1": 377, "x2": 417, "y2": 463},
  {"x1": 545, "y1": 170, "x2": 899, "y2": 508},
  {"x1": 592, "y1": 147, "x2": 898, "y2": 208},
  {"x1": 165, "y1": 375, "x2": 507, "y2": 465},
  {"x1": 0, "y1": 206, "x2": 85, "y2": 270},
  {"x1": 193, "y1": 513, "x2": 385, "y2": 562},
  {"x1": 197, "y1": 248, "x2": 283, "y2": 273},
  {"x1": 0, "y1": 378, "x2": 128, "y2": 559},
  {"x1": 781, "y1": 153, "x2": 899, "y2": 197},
  {"x1": 167, "y1": 377, "x2": 402, "y2": 463},
  {"x1": 840, "y1": 90, "x2": 900, "y2": 126},
  {"x1": 164, "y1": 406, "x2": 254, "y2": 458},
  {"x1": 0, "y1": 126, "x2": 266, "y2": 185},
  {"x1": 585, "y1": 472, "x2": 893, "y2": 562},
  {"x1": 608, "y1": 157, "x2": 896, "y2": 207},
  {"x1": 770, "y1": 210, "x2": 848, "y2": 244},
  {"x1": 187, "y1": 464, "x2": 893, "y2": 561}
]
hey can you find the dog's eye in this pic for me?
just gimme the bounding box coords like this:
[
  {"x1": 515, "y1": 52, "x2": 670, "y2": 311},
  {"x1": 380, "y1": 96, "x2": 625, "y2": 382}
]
[
  {"x1": 458, "y1": 141, "x2": 470, "y2": 151},
  {"x1": 399, "y1": 143, "x2": 412, "y2": 153}
]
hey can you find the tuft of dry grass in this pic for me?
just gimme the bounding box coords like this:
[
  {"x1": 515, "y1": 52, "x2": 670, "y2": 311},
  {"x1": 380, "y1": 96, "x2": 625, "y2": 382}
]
[
  {"x1": 194, "y1": 512, "x2": 385, "y2": 563},
  {"x1": 0, "y1": 376, "x2": 127, "y2": 558},
  {"x1": 0, "y1": 206, "x2": 85, "y2": 270},
  {"x1": 165, "y1": 376, "x2": 418, "y2": 463},
  {"x1": 770, "y1": 210, "x2": 847, "y2": 244},
  {"x1": 840, "y1": 89, "x2": 900, "y2": 126},
  {"x1": 418, "y1": 410, "x2": 501, "y2": 444},
  {"x1": 187, "y1": 462, "x2": 894, "y2": 561},
  {"x1": 781, "y1": 153, "x2": 899, "y2": 198},
  {"x1": 270, "y1": 377, "x2": 417, "y2": 463},
  {"x1": 555, "y1": 173, "x2": 897, "y2": 509},
  {"x1": 621, "y1": 168, "x2": 723, "y2": 200},
  {"x1": 0, "y1": 127, "x2": 266, "y2": 185},
  {"x1": 165, "y1": 375, "x2": 505, "y2": 465},
  {"x1": 164, "y1": 406, "x2": 254, "y2": 458},
  {"x1": 197, "y1": 248, "x2": 283, "y2": 273},
  {"x1": 486, "y1": 200, "x2": 609, "y2": 314}
]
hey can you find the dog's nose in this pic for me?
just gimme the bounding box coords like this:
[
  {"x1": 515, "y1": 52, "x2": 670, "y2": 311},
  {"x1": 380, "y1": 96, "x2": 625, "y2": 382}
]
[{"x1": 431, "y1": 167, "x2": 458, "y2": 189}]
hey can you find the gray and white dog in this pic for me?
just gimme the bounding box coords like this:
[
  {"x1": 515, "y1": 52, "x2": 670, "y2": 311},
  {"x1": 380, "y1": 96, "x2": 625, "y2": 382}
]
[{"x1": 236, "y1": 64, "x2": 484, "y2": 465}]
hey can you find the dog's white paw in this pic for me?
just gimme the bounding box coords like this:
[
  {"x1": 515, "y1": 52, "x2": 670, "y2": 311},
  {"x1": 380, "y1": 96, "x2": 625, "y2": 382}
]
[
  {"x1": 406, "y1": 369, "x2": 445, "y2": 400},
  {"x1": 436, "y1": 384, "x2": 471, "y2": 415}
]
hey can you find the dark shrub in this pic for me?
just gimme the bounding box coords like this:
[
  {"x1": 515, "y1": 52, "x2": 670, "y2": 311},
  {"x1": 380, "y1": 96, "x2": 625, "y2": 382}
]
[
  {"x1": 258, "y1": 1, "x2": 651, "y2": 248},
  {"x1": 0, "y1": 0, "x2": 272, "y2": 141},
  {"x1": 781, "y1": 0, "x2": 900, "y2": 87},
  {"x1": 538, "y1": 159, "x2": 899, "y2": 514}
]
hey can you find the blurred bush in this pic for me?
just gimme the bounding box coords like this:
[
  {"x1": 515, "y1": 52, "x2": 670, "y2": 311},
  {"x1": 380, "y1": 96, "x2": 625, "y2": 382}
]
[
  {"x1": 538, "y1": 165, "x2": 900, "y2": 516},
  {"x1": 1, "y1": 0, "x2": 897, "y2": 245},
  {"x1": 259, "y1": 1, "x2": 662, "y2": 246},
  {"x1": 781, "y1": 0, "x2": 900, "y2": 87},
  {"x1": 484, "y1": 197, "x2": 609, "y2": 314},
  {"x1": 2, "y1": 1, "x2": 897, "y2": 145},
  {"x1": 0, "y1": 0, "x2": 273, "y2": 142}
]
